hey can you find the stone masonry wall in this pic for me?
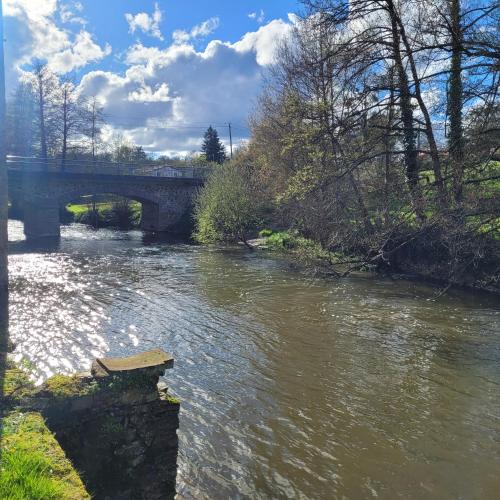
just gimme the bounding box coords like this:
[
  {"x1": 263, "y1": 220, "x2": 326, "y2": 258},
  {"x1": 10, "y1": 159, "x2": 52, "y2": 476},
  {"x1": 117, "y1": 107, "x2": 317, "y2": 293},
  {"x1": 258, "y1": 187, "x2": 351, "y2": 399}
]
[{"x1": 27, "y1": 349, "x2": 180, "y2": 500}]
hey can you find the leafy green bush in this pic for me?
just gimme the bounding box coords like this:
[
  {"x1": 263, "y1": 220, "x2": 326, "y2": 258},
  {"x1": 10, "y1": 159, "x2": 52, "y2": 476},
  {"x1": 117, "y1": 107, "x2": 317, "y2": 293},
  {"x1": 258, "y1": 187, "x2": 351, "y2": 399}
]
[
  {"x1": 72, "y1": 200, "x2": 140, "y2": 229},
  {"x1": 194, "y1": 163, "x2": 260, "y2": 245},
  {"x1": 258, "y1": 228, "x2": 274, "y2": 238},
  {"x1": 266, "y1": 231, "x2": 293, "y2": 249},
  {"x1": 264, "y1": 230, "x2": 343, "y2": 265}
]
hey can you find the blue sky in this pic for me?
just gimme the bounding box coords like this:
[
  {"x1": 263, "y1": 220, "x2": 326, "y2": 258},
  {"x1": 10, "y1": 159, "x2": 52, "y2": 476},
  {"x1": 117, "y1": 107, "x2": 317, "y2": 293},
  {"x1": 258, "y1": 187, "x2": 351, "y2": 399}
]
[{"x1": 4, "y1": 0, "x2": 302, "y2": 155}]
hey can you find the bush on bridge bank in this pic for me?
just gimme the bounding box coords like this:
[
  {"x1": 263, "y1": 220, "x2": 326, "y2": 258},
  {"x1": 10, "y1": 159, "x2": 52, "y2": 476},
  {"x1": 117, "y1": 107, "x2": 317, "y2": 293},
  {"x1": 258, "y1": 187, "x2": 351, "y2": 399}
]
[{"x1": 193, "y1": 162, "x2": 264, "y2": 246}]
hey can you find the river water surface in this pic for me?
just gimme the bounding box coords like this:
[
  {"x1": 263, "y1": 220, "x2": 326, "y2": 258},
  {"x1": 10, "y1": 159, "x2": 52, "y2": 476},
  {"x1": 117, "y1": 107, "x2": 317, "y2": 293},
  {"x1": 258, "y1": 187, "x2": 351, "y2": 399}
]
[{"x1": 7, "y1": 220, "x2": 500, "y2": 499}]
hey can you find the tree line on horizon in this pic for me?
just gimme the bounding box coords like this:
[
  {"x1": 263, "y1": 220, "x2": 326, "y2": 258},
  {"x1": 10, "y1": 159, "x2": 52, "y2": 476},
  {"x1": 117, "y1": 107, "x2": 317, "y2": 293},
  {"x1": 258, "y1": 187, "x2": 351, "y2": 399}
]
[
  {"x1": 194, "y1": 0, "x2": 500, "y2": 291},
  {"x1": 6, "y1": 63, "x2": 228, "y2": 169}
]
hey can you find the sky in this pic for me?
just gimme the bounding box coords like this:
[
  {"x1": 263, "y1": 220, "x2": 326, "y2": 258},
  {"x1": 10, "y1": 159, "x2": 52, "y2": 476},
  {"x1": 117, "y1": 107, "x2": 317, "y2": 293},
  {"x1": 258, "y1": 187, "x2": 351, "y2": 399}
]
[{"x1": 4, "y1": 0, "x2": 302, "y2": 156}]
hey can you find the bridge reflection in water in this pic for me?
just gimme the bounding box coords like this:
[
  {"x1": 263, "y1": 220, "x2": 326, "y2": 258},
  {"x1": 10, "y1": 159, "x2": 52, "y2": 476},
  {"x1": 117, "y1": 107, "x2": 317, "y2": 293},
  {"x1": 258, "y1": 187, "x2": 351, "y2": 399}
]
[{"x1": 7, "y1": 157, "x2": 208, "y2": 241}]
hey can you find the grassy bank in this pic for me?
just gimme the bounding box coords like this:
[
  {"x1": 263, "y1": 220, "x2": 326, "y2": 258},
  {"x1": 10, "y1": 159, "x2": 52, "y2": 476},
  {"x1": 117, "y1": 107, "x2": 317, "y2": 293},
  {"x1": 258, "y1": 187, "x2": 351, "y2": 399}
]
[
  {"x1": 1, "y1": 362, "x2": 89, "y2": 499},
  {"x1": 255, "y1": 230, "x2": 371, "y2": 275},
  {"x1": 0, "y1": 412, "x2": 90, "y2": 499}
]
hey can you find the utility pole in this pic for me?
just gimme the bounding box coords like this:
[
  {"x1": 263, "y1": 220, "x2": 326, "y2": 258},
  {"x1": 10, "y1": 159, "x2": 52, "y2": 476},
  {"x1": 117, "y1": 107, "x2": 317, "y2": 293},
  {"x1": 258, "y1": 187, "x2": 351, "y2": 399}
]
[
  {"x1": 228, "y1": 122, "x2": 233, "y2": 160},
  {"x1": 0, "y1": 0, "x2": 10, "y2": 351}
]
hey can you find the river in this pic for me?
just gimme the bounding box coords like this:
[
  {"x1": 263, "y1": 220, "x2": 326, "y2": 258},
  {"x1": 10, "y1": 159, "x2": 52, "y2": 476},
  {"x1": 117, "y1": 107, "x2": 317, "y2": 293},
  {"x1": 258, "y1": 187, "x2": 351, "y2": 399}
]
[{"x1": 7, "y1": 220, "x2": 500, "y2": 499}]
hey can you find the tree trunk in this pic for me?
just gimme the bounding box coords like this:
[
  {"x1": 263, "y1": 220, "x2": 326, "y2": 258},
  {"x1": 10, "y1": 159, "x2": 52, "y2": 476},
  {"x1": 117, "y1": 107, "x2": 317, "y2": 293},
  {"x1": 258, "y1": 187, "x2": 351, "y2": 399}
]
[
  {"x1": 384, "y1": 71, "x2": 395, "y2": 216},
  {"x1": 394, "y1": 9, "x2": 447, "y2": 206},
  {"x1": 61, "y1": 89, "x2": 68, "y2": 172},
  {"x1": 448, "y1": 0, "x2": 464, "y2": 203},
  {"x1": 387, "y1": 0, "x2": 424, "y2": 219}
]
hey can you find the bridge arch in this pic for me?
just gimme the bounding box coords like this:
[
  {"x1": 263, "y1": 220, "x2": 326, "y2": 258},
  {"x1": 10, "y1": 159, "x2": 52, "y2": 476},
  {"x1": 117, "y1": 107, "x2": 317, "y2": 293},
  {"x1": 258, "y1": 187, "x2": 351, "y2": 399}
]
[{"x1": 7, "y1": 170, "x2": 202, "y2": 240}]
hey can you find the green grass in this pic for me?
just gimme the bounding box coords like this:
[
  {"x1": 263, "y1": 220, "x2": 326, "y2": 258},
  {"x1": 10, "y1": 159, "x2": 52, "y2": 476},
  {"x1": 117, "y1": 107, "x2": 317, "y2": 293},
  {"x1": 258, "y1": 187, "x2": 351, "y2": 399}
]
[
  {"x1": 67, "y1": 200, "x2": 142, "y2": 228},
  {"x1": 66, "y1": 202, "x2": 114, "y2": 217},
  {"x1": 0, "y1": 412, "x2": 90, "y2": 499},
  {"x1": 2, "y1": 364, "x2": 35, "y2": 400}
]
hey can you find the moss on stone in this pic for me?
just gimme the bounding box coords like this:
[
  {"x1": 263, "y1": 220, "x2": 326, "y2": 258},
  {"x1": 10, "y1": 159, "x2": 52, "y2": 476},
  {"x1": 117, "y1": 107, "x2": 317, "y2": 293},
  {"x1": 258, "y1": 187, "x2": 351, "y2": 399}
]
[
  {"x1": 164, "y1": 394, "x2": 181, "y2": 405},
  {"x1": 0, "y1": 412, "x2": 90, "y2": 499},
  {"x1": 43, "y1": 374, "x2": 98, "y2": 399},
  {"x1": 2, "y1": 367, "x2": 36, "y2": 399}
]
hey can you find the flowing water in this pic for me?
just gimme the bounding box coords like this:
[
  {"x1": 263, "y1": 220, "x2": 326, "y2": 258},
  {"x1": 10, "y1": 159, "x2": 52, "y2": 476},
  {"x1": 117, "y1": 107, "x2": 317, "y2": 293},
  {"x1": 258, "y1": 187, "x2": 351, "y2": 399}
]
[{"x1": 7, "y1": 220, "x2": 500, "y2": 499}]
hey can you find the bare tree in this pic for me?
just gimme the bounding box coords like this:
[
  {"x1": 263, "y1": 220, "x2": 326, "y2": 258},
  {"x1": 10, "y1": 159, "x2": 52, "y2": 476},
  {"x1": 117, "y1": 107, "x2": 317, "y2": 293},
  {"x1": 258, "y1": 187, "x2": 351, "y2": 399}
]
[
  {"x1": 30, "y1": 62, "x2": 59, "y2": 164},
  {"x1": 237, "y1": 0, "x2": 500, "y2": 288},
  {"x1": 58, "y1": 79, "x2": 85, "y2": 171},
  {"x1": 82, "y1": 96, "x2": 106, "y2": 160},
  {"x1": 6, "y1": 82, "x2": 36, "y2": 157}
]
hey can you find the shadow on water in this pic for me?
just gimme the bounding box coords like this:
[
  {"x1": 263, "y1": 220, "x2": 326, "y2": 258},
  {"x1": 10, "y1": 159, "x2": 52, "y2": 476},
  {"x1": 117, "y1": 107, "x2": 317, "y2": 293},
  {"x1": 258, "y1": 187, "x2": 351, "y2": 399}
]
[
  {"x1": 8, "y1": 237, "x2": 61, "y2": 255},
  {"x1": 141, "y1": 231, "x2": 194, "y2": 246}
]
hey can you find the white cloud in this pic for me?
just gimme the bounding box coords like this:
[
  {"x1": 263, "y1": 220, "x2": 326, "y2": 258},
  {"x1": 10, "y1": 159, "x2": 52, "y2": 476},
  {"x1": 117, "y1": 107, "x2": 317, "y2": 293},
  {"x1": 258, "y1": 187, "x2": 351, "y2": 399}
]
[
  {"x1": 232, "y1": 19, "x2": 292, "y2": 66},
  {"x1": 248, "y1": 10, "x2": 265, "y2": 25},
  {"x1": 4, "y1": 0, "x2": 111, "y2": 88},
  {"x1": 49, "y1": 31, "x2": 112, "y2": 74},
  {"x1": 128, "y1": 83, "x2": 172, "y2": 103},
  {"x1": 125, "y1": 3, "x2": 163, "y2": 41},
  {"x1": 4, "y1": 0, "x2": 58, "y2": 19},
  {"x1": 78, "y1": 18, "x2": 294, "y2": 154},
  {"x1": 172, "y1": 17, "x2": 220, "y2": 44},
  {"x1": 60, "y1": 1, "x2": 86, "y2": 25}
]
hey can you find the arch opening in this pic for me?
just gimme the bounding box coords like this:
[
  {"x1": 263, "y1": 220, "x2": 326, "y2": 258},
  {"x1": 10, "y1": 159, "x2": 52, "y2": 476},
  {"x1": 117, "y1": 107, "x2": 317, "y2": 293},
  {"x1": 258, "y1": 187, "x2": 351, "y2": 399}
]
[{"x1": 64, "y1": 193, "x2": 145, "y2": 231}]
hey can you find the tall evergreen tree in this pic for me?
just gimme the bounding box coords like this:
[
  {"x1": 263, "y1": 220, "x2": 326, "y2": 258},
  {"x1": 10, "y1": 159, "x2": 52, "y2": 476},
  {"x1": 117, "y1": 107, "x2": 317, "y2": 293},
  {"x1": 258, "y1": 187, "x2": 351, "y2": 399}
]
[{"x1": 201, "y1": 126, "x2": 226, "y2": 164}]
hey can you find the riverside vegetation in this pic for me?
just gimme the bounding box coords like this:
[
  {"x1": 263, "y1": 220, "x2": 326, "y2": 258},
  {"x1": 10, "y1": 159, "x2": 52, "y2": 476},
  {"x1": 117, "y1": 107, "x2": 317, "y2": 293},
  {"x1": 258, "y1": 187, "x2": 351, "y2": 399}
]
[
  {"x1": 194, "y1": 0, "x2": 500, "y2": 293},
  {"x1": 64, "y1": 199, "x2": 141, "y2": 230}
]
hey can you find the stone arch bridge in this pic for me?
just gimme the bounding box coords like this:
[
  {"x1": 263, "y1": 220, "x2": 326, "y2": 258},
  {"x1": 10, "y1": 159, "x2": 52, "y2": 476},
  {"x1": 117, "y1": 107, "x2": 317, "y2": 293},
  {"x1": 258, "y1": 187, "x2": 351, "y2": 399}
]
[{"x1": 8, "y1": 169, "x2": 205, "y2": 240}]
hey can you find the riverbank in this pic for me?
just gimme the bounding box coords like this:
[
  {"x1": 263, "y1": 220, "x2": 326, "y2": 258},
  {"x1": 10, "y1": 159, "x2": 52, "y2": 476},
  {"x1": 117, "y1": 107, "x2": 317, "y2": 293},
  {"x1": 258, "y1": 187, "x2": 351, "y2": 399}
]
[
  {"x1": 1, "y1": 362, "x2": 90, "y2": 499},
  {"x1": 246, "y1": 230, "x2": 500, "y2": 296}
]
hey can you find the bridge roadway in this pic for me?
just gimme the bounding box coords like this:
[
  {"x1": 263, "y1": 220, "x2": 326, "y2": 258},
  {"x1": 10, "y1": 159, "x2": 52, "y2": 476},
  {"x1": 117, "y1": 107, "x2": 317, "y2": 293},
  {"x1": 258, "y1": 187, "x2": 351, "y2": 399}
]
[{"x1": 7, "y1": 168, "x2": 205, "y2": 240}]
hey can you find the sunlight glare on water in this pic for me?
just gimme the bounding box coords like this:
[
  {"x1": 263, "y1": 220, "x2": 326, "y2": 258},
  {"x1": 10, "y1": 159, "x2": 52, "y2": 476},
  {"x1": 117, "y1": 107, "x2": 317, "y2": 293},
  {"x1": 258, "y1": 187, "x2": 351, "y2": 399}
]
[{"x1": 7, "y1": 220, "x2": 500, "y2": 499}]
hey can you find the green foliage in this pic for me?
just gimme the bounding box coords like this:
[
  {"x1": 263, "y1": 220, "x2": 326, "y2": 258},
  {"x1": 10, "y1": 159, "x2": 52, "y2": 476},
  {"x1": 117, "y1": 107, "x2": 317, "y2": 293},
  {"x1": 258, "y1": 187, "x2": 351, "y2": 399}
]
[
  {"x1": 100, "y1": 417, "x2": 125, "y2": 443},
  {"x1": 194, "y1": 163, "x2": 260, "y2": 244},
  {"x1": 108, "y1": 199, "x2": 139, "y2": 229},
  {"x1": 201, "y1": 126, "x2": 226, "y2": 164},
  {"x1": 70, "y1": 199, "x2": 141, "y2": 229},
  {"x1": 0, "y1": 413, "x2": 90, "y2": 499},
  {"x1": 266, "y1": 231, "x2": 293, "y2": 249},
  {"x1": 258, "y1": 228, "x2": 274, "y2": 237},
  {"x1": 164, "y1": 394, "x2": 181, "y2": 405},
  {"x1": 264, "y1": 231, "x2": 346, "y2": 265}
]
